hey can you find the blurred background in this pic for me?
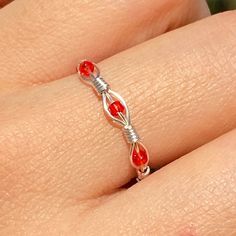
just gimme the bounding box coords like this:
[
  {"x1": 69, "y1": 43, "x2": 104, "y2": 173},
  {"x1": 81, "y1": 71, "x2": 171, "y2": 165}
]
[{"x1": 207, "y1": 0, "x2": 236, "y2": 13}]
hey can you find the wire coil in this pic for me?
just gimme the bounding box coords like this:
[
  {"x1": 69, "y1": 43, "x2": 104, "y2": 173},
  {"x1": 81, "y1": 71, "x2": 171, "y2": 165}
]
[
  {"x1": 123, "y1": 125, "x2": 140, "y2": 143},
  {"x1": 92, "y1": 77, "x2": 109, "y2": 94}
]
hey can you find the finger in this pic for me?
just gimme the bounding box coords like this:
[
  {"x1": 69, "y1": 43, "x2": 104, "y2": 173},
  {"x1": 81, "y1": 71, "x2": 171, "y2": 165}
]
[
  {"x1": 77, "y1": 129, "x2": 236, "y2": 235},
  {"x1": 0, "y1": 11, "x2": 235, "y2": 202},
  {"x1": 0, "y1": 0, "x2": 209, "y2": 89}
]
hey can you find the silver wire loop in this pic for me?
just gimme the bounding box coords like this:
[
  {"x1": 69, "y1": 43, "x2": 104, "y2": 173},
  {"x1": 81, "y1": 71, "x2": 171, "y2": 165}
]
[
  {"x1": 123, "y1": 125, "x2": 140, "y2": 144},
  {"x1": 92, "y1": 77, "x2": 109, "y2": 94},
  {"x1": 79, "y1": 63, "x2": 100, "y2": 81},
  {"x1": 102, "y1": 89, "x2": 130, "y2": 126},
  {"x1": 137, "y1": 166, "x2": 150, "y2": 181}
]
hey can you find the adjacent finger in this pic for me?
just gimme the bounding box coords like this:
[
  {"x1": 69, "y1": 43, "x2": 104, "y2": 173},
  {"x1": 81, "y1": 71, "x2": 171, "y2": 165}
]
[
  {"x1": 77, "y1": 129, "x2": 236, "y2": 235},
  {"x1": 0, "y1": 0, "x2": 13, "y2": 8},
  {"x1": 0, "y1": 0, "x2": 209, "y2": 89},
  {"x1": 0, "y1": 11, "x2": 235, "y2": 203}
]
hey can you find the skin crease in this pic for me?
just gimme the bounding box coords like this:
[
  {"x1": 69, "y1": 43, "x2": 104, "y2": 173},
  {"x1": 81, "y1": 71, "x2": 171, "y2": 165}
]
[
  {"x1": 76, "y1": 129, "x2": 236, "y2": 235},
  {"x1": 0, "y1": 1, "x2": 235, "y2": 236}
]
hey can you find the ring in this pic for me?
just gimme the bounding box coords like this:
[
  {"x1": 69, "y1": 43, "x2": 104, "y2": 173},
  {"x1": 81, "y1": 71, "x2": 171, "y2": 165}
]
[{"x1": 77, "y1": 60, "x2": 151, "y2": 181}]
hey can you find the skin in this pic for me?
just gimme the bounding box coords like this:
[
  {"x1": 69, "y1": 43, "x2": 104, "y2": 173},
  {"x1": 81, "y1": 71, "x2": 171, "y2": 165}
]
[{"x1": 0, "y1": 0, "x2": 235, "y2": 235}]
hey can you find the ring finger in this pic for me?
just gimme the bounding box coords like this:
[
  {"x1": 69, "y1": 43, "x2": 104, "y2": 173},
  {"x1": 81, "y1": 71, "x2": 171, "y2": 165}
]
[{"x1": 0, "y1": 11, "x2": 235, "y2": 203}]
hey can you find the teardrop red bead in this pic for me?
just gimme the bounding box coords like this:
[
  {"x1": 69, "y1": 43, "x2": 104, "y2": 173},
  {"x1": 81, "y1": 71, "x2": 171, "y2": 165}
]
[
  {"x1": 131, "y1": 143, "x2": 148, "y2": 167},
  {"x1": 78, "y1": 60, "x2": 94, "y2": 77}
]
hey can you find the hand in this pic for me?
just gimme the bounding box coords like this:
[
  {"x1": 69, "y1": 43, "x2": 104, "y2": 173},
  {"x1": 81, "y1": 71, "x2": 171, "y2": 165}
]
[{"x1": 0, "y1": 0, "x2": 235, "y2": 235}]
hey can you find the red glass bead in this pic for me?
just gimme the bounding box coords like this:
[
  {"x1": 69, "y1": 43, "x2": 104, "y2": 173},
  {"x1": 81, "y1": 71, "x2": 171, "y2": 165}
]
[
  {"x1": 78, "y1": 60, "x2": 94, "y2": 77},
  {"x1": 131, "y1": 143, "x2": 148, "y2": 167},
  {"x1": 109, "y1": 101, "x2": 125, "y2": 117}
]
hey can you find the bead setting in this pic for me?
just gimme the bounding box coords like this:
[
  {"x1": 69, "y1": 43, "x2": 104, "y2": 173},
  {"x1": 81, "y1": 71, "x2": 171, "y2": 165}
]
[
  {"x1": 131, "y1": 142, "x2": 148, "y2": 168},
  {"x1": 77, "y1": 60, "x2": 150, "y2": 181},
  {"x1": 78, "y1": 60, "x2": 94, "y2": 77}
]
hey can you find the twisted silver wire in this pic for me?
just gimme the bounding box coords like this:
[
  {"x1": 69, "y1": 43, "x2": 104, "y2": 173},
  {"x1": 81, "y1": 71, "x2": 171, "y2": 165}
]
[
  {"x1": 92, "y1": 77, "x2": 109, "y2": 94},
  {"x1": 123, "y1": 125, "x2": 140, "y2": 143}
]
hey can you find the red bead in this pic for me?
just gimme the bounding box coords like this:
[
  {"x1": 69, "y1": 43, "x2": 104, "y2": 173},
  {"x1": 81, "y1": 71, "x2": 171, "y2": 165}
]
[
  {"x1": 131, "y1": 143, "x2": 148, "y2": 167},
  {"x1": 78, "y1": 60, "x2": 94, "y2": 77},
  {"x1": 109, "y1": 101, "x2": 125, "y2": 117}
]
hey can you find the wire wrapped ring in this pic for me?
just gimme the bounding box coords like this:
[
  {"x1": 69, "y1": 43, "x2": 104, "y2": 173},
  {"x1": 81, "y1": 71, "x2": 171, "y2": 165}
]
[{"x1": 77, "y1": 60, "x2": 151, "y2": 181}]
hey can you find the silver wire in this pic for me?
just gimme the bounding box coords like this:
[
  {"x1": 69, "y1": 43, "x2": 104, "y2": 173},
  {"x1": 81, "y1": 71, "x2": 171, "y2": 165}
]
[
  {"x1": 123, "y1": 125, "x2": 140, "y2": 143},
  {"x1": 92, "y1": 76, "x2": 109, "y2": 94},
  {"x1": 102, "y1": 89, "x2": 130, "y2": 126},
  {"x1": 137, "y1": 166, "x2": 151, "y2": 181}
]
